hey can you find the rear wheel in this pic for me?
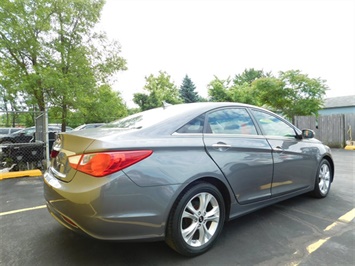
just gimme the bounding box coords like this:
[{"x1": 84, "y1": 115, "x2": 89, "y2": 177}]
[
  {"x1": 166, "y1": 182, "x2": 225, "y2": 257},
  {"x1": 311, "y1": 159, "x2": 332, "y2": 198}
]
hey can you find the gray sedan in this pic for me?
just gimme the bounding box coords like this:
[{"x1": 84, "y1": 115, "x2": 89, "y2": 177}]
[{"x1": 44, "y1": 102, "x2": 334, "y2": 256}]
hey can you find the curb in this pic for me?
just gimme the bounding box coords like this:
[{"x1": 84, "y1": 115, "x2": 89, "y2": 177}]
[
  {"x1": 0, "y1": 169, "x2": 42, "y2": 180},
  {"x1": 344, "y1": 146, "x2": 355, "y2": 150}
]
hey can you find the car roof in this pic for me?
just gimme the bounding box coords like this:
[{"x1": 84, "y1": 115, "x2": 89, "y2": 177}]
[
  {"x1": 66, "y1": 102, "x2": 298, "y2": 143},
  {"x1": 93, "y1": 102, "x2": 259, "y2": 136},
  {"x1": 141, "y1": 102, "x2": 256, "y2": 132}
]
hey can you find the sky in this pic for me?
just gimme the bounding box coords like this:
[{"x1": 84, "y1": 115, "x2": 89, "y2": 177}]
[{"x1": 99, "y1": 0, "x2": 355, "y2": 107}]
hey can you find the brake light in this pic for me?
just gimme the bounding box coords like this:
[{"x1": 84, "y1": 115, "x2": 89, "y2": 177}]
[
  {"x1": 68, "y1": 150, "x2": 153, "y2": 177},
  {"x1": 50, "y1": 150, "x2": 59, "y2": 158},
  {"x1": 51, "y1": 138, "x2": 62, "y2": 158}
]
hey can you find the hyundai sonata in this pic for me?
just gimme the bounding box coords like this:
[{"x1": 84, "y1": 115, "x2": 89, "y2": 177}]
[{"x1": 44, "y1": 102, "x2": 334, "y2": 256}]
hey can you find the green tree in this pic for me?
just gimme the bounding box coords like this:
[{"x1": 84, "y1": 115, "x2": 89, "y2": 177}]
[
  {"x1": 253, "y1": 70, "x2": 327, "y2": 121},
  {"x1": 229, "y1": 83, "x2": 260, "y2": 106},
  {"x1": 133, "y1": 71, "x2": 182, "y2": 111},
  {"x1": 0, "y1": 0, "x2": 127, "y2": 131},
  {"x1": 60, "y1": 85, "x2": 127, "y2": 127},
  {"x1": 208, "y1": 69, "x2": 327, "y2": 120},
  {"x1": 0, "y1": 0, "x2": 51, "y2": 111},
  {"x1": 229, "y1": 68, "x2": 270, "y2": 105},
  {"x1": 80, "y1": 85, "x2": 127, "y2": 124},
  {"x1": 207, "y1": 76, "x2": 232, "y2": 102},
  {"x1": 207, "y1": 74, "x2": 260, "y2": 105},
  {"x1": 179, "y1": 75, "x2": 199, "y2": 103},
  {"x1": 252, "y1": 77, "x2": 286, "y2": 110},
  {"x1": 233, "y1": 68, "x2": 270, "y2": 85}
]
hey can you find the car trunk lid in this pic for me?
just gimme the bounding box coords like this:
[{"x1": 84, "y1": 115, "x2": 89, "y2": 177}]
[
  {"x1": 48, "y1": 128, "x2": 140, "y2": 182},
  {"x1": 49, "y1": 133, "x2": 96, "y2": 182}
]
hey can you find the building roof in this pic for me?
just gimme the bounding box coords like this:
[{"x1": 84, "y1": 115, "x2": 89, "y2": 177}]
[{"x1": 323, "y1": 95, "x2": 355, "y2": 109}]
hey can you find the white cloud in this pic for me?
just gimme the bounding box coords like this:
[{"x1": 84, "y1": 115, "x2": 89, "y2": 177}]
[{"x1": 99, "y1": 0, "x2": 355, "y2": 107}]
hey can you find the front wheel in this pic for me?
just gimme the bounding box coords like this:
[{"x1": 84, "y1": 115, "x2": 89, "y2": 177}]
[
  {"x1": 166, "y1": 182, "x2": 225, "y2": 257},
  {"x1": 311, "y1": 159, "x2": 332, "y2": 198}
]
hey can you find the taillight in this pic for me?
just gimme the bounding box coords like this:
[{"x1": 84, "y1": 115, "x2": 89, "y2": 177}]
[
  {"x1": 50, "y1": 150, "x2": 59, "y2": 158},
  {"x1": 51, "y1": 138, "x2": 62, "y2": 158},
  {"x1": 68, "y1": 150, "x2": 153, "y2": 177}
]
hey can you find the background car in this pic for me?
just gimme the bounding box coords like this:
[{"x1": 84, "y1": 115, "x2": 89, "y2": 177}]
[
  {"x1": 48, "y1": 124, "x2": 73, "y2": 131},
  {"x1": 44, "y1": 102, "x2": 334, "y2": 257},
  {"x1": 0, "y1": 126, "x2": 61, "y2": 144},
  {"x1": 0, "y1": 127, "x2": 22, "y2": 136}
]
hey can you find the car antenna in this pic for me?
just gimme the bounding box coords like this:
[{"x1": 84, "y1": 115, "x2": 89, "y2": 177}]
[{"x1": 162, "y1": 101, "x2": 172, "y2": 109}]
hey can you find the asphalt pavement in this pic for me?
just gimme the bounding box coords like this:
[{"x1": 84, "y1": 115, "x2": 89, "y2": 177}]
[{"x1": 0, "y1": 149, "x2": 354, "y2": 266}]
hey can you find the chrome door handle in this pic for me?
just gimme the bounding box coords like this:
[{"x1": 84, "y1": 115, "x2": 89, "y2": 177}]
[
  {"x1": 273, "y1": 146, "x2": 283, "y2": 152},
  {"x1": 212, "y1": 143, "x2": 232, "y2": 151}
]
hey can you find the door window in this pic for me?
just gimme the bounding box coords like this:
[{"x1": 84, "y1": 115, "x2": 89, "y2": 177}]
[
  {"x1": 251, "y1": 110, "x2": 295, "y2": 137},
  {"x1": 207, "y1": 108, "x2": 257, "y2": 135}
]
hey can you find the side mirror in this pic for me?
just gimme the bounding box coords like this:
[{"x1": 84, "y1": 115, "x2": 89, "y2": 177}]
[{"x1": 302, "y1": 129, "x2": 315, "y2": 139}]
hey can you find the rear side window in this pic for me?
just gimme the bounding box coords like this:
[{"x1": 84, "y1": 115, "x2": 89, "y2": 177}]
[
  {"x1": 206, "y1": 108, "x2": 257, "y2": 135},
  {"x1": 176, "y1": 115, "x2": 205, "y2": 134}
]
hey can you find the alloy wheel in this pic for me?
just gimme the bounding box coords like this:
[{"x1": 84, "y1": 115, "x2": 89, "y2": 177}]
[{"x1": 180, "y1": 192, "x2": 220, "y2": 247}]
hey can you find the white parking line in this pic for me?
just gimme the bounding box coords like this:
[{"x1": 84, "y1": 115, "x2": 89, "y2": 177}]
[{"x1": 0, "y1": 205, "x2": 47, "y2": 216}]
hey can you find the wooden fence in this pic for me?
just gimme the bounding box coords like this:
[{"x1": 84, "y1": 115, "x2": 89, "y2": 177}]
[{"x1": 294, "y1": 114, "x2": 355, "y2": 148}]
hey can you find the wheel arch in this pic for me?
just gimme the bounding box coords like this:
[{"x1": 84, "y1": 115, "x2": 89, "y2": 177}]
[
  {"x1": 322, "y1": 155, "x2": 334, "y2": 182},
  {"x1": 164, "y1": 176, "x2": 231, "y2": 256},
  {"x1": 200, "y1": 176, "x2": 232, "y2": 220},
  {"x1": 167, "y1": 176, "x2": 232, "y2": 226}
]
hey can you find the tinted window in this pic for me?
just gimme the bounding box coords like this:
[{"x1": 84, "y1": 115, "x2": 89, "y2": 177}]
[
  {"x1": 176, "y1": 115, "x2": 205, "y2": 134},
  {"x1": 104, "y1": 105, "x2": 196, "y2": 130},
  {"x1": 21, "y1": 128, "x2": 36, "y2": 136},
  {"x1": 10, "y1": 128, "x2": 20, "y2": 134},
  {"x1": 207, "y1": 108, "x2": 257, "y2": 135},
  {"x1": 251, "y1": 110, "x2": 295, "y2": 137},
  {"x1": 0, "y1": 128, "x2": 9, "y2": 134}
]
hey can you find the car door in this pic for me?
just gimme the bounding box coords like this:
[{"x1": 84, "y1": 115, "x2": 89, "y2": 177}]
[
  {"x1": 203, "y1": 107, "x2": 274, "y2": 204},
  {"x1": 250, "y1": 109, "x2": 319, "y2": 196}
]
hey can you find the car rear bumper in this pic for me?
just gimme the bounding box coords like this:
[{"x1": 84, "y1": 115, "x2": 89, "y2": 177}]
[{"x1": 43, "y1": 170, "x2": 177, "y2": 241}]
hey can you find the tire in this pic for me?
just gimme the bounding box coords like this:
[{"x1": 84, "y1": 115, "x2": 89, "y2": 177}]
[
  {"x1": 166, "y1": 182, "x2": 225, "y2": 257},
  {"x1": 311, "y1": 159, "x2": 332, "y2": 198}
]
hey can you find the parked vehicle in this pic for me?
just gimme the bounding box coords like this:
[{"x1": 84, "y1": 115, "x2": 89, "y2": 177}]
[
  {"x1": 0, "y1": 127, "x2": 22, "y2": 136},
  {"x1": 48, "y1": 124, "x2": 74, "y2": 131},
  {"x1": 0, "y1": 126, "x2": 61, "y2": 144},
  {"x1": 73, "y1": 123, "x2": 105, "y2": 131},
  {"x1": 44, "y1": 102, "x2": 334, "y2": 256}
]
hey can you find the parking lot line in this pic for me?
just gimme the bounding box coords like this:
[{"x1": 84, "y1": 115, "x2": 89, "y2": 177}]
[
  {"x1": 293, "y1": 208, "x2": 355, "y2": 266},
  {"x1": 306, "y1": 237, "x2": 330, "y2": 254},
  {"x1": 307, "y1": 208, "x2": 355, "y2": 253},
  {"x1": 324, "y1": 208, "x2": 355, "y2": 231},
  {"x1": 338, "y1": 208, "x2": 355, "y2": 223},
  {"x1": 0, "y1": 205, "x2": 46, "y2": 216}
]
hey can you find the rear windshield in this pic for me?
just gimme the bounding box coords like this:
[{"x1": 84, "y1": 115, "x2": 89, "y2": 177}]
[{"x1": 103, "y1": 106, "x2": 182, "y2": 129}]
